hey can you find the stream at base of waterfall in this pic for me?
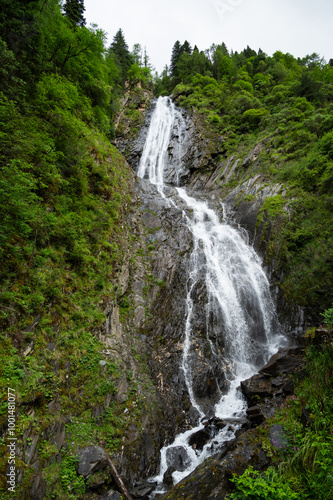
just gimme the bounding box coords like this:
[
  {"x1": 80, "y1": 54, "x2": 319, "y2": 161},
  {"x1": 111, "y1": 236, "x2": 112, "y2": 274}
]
[{"x1": 137, "y1": 96, "x2": 285, "y2": 495}]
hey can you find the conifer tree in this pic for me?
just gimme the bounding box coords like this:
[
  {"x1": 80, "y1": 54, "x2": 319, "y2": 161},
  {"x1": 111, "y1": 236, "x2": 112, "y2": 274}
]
[
  {"x1": 63, "y1": 0, "x2": 86, "y2": 28},
  {"x1": 170, "y1": 40, "x2": 193, "y2": 77},
  {"x1": 170, "y1": 40, "x2": 182, "y2": 76},
  {"x1": 109, "y1": 28, "x2": 133, "y2": 83},
  {"x1": 182, "y1": 40, "x2": 192, "y2": 55}
]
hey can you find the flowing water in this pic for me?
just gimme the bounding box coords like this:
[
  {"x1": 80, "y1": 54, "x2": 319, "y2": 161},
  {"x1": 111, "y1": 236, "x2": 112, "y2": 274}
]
[{"x1": 137, "y1": 96, "x2": 284, "y2": 492}]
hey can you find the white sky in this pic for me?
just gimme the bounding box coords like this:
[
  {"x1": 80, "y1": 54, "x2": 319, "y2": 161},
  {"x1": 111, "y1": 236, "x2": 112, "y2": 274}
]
[{"x1": 84, "y1": 0, "x2": 333, "y2": 73}]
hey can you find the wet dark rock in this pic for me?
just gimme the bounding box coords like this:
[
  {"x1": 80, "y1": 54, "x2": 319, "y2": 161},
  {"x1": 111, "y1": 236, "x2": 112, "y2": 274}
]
[
  {"x1": 130, "y1": 481, "x2": 155, "y2": 499},
  {"x1": 301, "y1": 404, "x2": 313, "y2": 428},
  {"x1": 160, "y1": 429, "x2": 269, "y2": 500},
  {"x1": 101, "y1": 491, "x2": 121, "y2": 500},
  {"x1": 271, "y1": 376, "x2": 284, "y2": 387},
  {"x1": 210, "y1": 417, "x2": 228, "y2": 429},
  {"x1": 259, "y1": 347, "x2": 304, "y2": 377},
  {"x1": 163, "y1": 466, "x2": 177, "y2": 485},
  {"x1": 76, "y1": 446, "x2": 108, "y2": 477},
  {"x1": 246, "y1": 405, "x2": 265, "y2": 425},
  {"x1": 282, "y1": 379, "x2": 294, "y2": 395},
  {"x1": 165, "y1": 446, "x2": 191, "y2": 472},
  {"x1": 270, "y1": 424, "x2": 288, "y2": 450},
  {"x1": 188, "y1": 428, "x2": 211, "y2": 450},
  {"x1": 234, "y1": 421, "x2": 252, "y2": 438},
  {"x1": 241, "y1": 373, "x2": 275, "y2": 406},
  {"x1": 192, "y1": 365, "x2": 218, "y2": 399}
]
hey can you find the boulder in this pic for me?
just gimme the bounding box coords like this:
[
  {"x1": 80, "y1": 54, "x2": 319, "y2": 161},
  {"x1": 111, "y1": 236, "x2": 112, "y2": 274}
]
[
  {"x1": 269, "y1": 424, "x2": 288, "y2": 450},
  {"x1": 241, "y1": 374, "x2": 275, "y2": 406},
  {"x1": 271, "y1": 376, "x2": 284, "y2": 388},
  {"x1": 209, "y1": 417, "x2": 228, "y2": 430},
  {"x1": 76, "y1": 446, "x2": 108, "y2": 477},
  {"x1": 101, "y1": 490, "x2": 121, "y2": 500},
  {"x1": 259, "y1": 347, "x2": 303, "y2": 377},
  {"x1": 165, "y1": 446, "x2": 191, "y2": 471},
  {"x1": 246, "y1": 405, "x2": 265, "y2": 425},
  {"x1": 282, "y1": 379, "x2": 294, "y2": 395},
  {"x1": 163, "y1": 466, "x2": 177, "y2": 486},
  {"x1": 129, "y1": 481, "x2": 155, "y2": 499},
  {"x1": 188, "y1": 428, "x2": 211, "y2": 450}
]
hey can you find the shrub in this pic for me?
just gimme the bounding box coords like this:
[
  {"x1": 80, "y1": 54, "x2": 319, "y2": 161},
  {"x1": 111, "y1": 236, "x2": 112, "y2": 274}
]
[
  {"x1": 235, "y1": 80, "x2": 253, "y2": 93},
  {"x1": 229, "y1": 466, "x2": 299, "y2": 499},
  {"x1": 320, "y1": 304, "x2": 333, "y2": 327},
  {"x1": 242, "y1": 108, "x2": 270, "y2": 126}
]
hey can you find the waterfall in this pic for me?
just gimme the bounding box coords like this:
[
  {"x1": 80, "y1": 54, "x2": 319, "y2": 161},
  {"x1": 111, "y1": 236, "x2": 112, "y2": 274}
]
[{"x1": 137, "y1": 96, "x2": 284, "y2": 492}]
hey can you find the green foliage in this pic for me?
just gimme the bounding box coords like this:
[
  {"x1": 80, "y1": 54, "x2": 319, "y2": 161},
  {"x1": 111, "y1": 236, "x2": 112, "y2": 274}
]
[
  {"x1": 0, "y1": 3, "x2": 156, "y2": 497},
  {"x1": 63, "y1": 0, "x2": 86, "y2": 28},
  {"x1": 229, "y1": 466, "x2": 299, "y2": 499},
  {"x1": 60, "y1": 456, "x2": 85, "y2": 498},
  {"x1": 0, "y1": 160, "x2": 41, "y2": 254},
  {"x1": 320, "y1": 305, "x2": 333, "y2": 328},
  {"x1": 257, "y1": 195, "x2": 285, "y2": 223},
  {"x1": 157, "y1": 40, "x2": 333, "y2": 317},
  {"x1": 235, "y1": 80, "x2": 253, "y2": 93},
  {"x1": 296, "y1": 72, "x2": 324, "y2": 102},
  {"x1": 230, "y1": 341, "x2": 333, "y2": 500},
  {"x1": 108, "y1": 28, "x2": 133, "y2": 85},
  {"x1": 242, "y1": 108, "x2": 269, "y2": 127},
  {"x1": 170, "y1": 40, "x2": 193, "y2": 78}
]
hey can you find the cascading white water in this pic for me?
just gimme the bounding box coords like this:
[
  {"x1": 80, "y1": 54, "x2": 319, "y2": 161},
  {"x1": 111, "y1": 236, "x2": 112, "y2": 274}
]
[
  {"x1": 138, "y1": 96, "x2": 186, "y2": 196},
  {"x1": 138, "y1": 96, "x2": 284, "y2": 492}
]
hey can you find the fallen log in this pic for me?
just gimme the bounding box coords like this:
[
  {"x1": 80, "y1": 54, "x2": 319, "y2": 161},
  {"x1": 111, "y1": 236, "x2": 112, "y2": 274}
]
[{"x1": 99, "y1": 443, "x2": 133, "y2": 500}]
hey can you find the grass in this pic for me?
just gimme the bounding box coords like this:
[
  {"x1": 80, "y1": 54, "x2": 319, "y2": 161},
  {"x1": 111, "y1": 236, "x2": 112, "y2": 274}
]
[{"x1": 229, "y1": 335, "x2": 333, "y2": 499}]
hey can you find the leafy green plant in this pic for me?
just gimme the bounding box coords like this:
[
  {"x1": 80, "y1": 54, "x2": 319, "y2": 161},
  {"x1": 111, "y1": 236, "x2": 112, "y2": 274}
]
[
  {"x1": 320, "y1": 304, "x2": 333, "y2": 328},
  {"x1": 60, "y1": 456, "x2": 85, "y2": 498},
  {"x1": 229, "y1": 466, "x2": 300, "y2": 499}
]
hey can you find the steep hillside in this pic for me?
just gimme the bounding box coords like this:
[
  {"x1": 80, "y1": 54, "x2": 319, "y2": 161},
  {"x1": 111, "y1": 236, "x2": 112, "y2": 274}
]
[{"x1": 0, "y1": 1, "x2": 161, "y2": 498}]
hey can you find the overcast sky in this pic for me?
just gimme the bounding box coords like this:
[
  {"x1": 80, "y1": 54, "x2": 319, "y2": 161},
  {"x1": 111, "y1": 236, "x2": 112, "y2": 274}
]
[{"x1": 84, "y1": 0, "x2": 333, "y2": 73}]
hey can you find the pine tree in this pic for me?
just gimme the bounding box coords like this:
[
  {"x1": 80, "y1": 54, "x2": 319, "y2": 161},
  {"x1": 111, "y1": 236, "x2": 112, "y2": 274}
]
[
  {"x1": 170, "y1": 40, "x2": 182, "y2": 77},
  {"x1": 63, "y1": 0, "x2": 86, "y2": 28},
  {"x1": 109, "y1": 28, "x2": 133, "y2": 82},
  {"x1": 182, "y1": 40, "x2": 192, "y2": 55},
  {"x1": 132, "y1": 43, "x2": 142, "y2": 66}
]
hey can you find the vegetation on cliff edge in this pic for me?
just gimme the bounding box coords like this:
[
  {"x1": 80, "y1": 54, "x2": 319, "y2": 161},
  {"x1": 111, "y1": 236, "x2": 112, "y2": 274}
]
[{"x1": 155, "y1": 42, "x2": 333, "y2": 319}]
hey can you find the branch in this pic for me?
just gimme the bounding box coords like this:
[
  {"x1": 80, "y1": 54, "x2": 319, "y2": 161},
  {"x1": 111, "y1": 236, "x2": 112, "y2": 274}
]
[
  {"x1": 102, "y1": 447, "x2": 133, "y2": 500},
  {"x1": 60, "y1": 44, "x2": 92, "y2": 74}
]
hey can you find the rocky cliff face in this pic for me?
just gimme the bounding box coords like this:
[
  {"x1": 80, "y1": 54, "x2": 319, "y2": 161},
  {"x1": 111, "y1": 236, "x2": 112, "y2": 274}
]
[
  {"x1": 58, "y1": 93, "x2": 309, "y2": 500},
  {"x1": 118, "y1": 102, "x2": 232, "y2": 440},
  {"x1": 164, "y1": 107, "x2": 307, "y2": 334},
  {"x1": 113, "y1": 96, "x2": 308, "y2": 498}
]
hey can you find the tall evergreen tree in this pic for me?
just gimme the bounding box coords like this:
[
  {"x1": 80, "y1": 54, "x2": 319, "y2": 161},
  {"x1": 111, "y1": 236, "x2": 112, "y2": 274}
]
[
  {"x1": 109, "y1": 28, "x2": 133, "y2": 83},
  {"x1": 182, "y1": 40, "x2": 192, "y2": 55},
  {"x1": 170, "y1": 40, "x2": 182, "y2": 77},
  {"x1": 242, "y1": 45, "x2": 257, "y2": 59},
  {"x1": 132, "y1": 43, "x2": 142, "y2": 66},
  {"x1": 63, "y1": 0, "x2": 86, "y2": 28}
]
